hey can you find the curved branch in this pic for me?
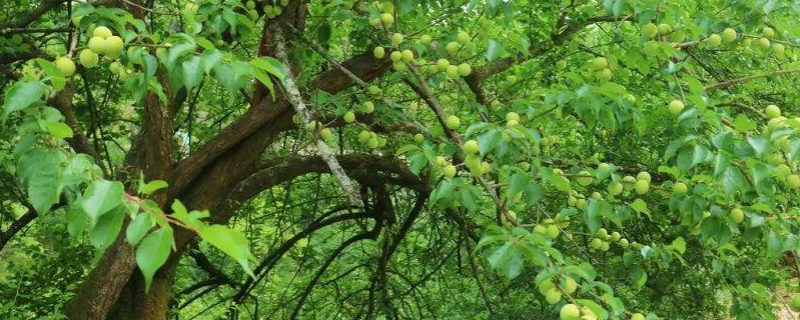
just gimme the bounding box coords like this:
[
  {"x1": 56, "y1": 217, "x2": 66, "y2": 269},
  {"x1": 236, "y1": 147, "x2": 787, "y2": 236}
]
[{"x1": 705, "y1": 69, "x2": 800, "y2": 91}]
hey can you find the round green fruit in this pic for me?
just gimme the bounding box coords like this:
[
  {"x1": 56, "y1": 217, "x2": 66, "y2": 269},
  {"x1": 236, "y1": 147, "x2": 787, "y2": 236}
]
[
  {"x1": 576, "y1": 171, "x2": 593, "y2": 186},
  {"x1": 320, "y1": 128, "x2": 333, "y2": 141},
  {"x1": 391, "y1": 33, "x2": 403, "y2": 45},
  {"x1": 55, "y1": 57, "x2": 76, "y2": 76},
  {"x1": 88, "y1": 36, "x2": 106, "y2": 54},
  {"x1": 637, "y1": 171, "x2": 651, "y2": 182},
  {"x1": 363, "y1": 101, "x2": 375, "y2": 113},
  {"x1": 544, "y1": 288, "x2": 562, "y2": 304},
  {"x1": 390, "y1": 51, "x2": 402, "y2": 62},
  {"x1": 610, "y1": 231, "x2": 621, "y2": 242},
  {"x1": 556, "y1": 60, "x2": 567, "y2": 69},
  {"x1": 563, "y1": 277, "x2": 578, "y2": 294},
  {"x1": 764, "y1": 26, "x2": 776, "y2": 39},
  {"x1": 445, "y1": 65, "x2": 459, "y2": 78},
  {"x1": 772, "y1": 43, "x2": 786, "y2": 57},
  {"x1": 721, "y1": 28, "x2": 737, "y2": 43},
  {"x1": 401, "y1": 49, "x2": 414, "y2": 62},
  {"x1": 673, "y1": 182, "x2": 688, "y2": 194},
  {"x1": 93, "y1": 26, "x2": 113, "y2": 39},
  {"x1": 591, "y1": 57, "x2": 608, "y2": 70},
  {"x1": 380, "y1": 13, "x2": 394, "y2": 25},
  {"x1": 590, "y1": 238, "x2": 603, "y2": 249},
  {"x1": 668, "y1": 99, "x2": 685, "y2": 115},
  {"x1": 631, "y1": 313, "x2": 645, "y2": 320},
  {"x1": 79, "y1": 49, "x2": 99, "y2": 68},
  {"x1": 343, "y1": 111, "x2": 356, "y2": 123},
  {"x1": 600, "y1": 241, "x2": 610, "y2": 251},
  {"x1": 445, "y1": 41, "x2": 460, "y2": 55},
  {"x1": 420, "y1": 34, "x2": 432, "y2": 45},
  {"x1": 445, "y1": 115, "x2": 460, "y2": 130},
  {"x1": 642, "y1": 23, "x2": 658, "y2": 38},
  {"x1": 635, "y1": 179, "x2": 650, "y2": 194},
  {"x1": 788, "y1": 174, "x2": 800, "y2": 189},
  {"x1": 657, "y1": 23, "x2": 672, "y2": 35},
  {"x1": 618, "y1": 238, "x2": 629, "y2": 248},
  {"x1": 506, "y1": 75, "x2": 518, "y2": 84},
  {"x1": 545, "y1": 224, "x2": 560, "y2": 239},
  {"x1": 706, "y1": 34, "x2": 721, "y2": 47},
  {"x1": 443, "y1": 165, "x2": 457, "y2": 178},
  {"x1": 757, "y1": 37, "x2": 771, "y2": 50},
  {"x1": 457, "y1": 31, "x2": 470, "y2": 45},
  {"x1": 436, "y1": 59, "x2": 450, "y2": 71},
  {"x1": 373, "y1": 46, "x2": 385, "y2": 59},
  {"x1": 731, "y1": 208, "x2": 744, "y2": 224},
  {"x1": 103, "y1": 36, "x2": 124, "y2": 59},
  {"x1": 607, "y1": 181, "x2": 623, "y2": 195},
  {"x1": 457, "y1": 63, "x2": 471, "y2": 76},
  {"x1": 358, "y1": 130, "x2": 371, "y2": 142},
  {"x1": 560, "y1": 304, "x2": 581, "y2": 320}
]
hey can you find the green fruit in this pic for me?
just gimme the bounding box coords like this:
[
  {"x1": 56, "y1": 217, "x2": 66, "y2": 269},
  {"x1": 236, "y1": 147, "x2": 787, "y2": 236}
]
[
  {"x1": 436, "y1": 59, "x2": 450, "y2": 71},
  {"x1": 631, "y1": 313, "x2": 645, "y2": 320},
  {"x1": 544, "y1": 288, "x2": 561, "y2": 304},
  {"x1": 78, "y1": 49, "x2": 99, "y2": 68},
  {"x1": 380, "y1": 2, "x2": 394, "y2": 13},
  {"x1": 390, "y1": 51, "x2": 402, "y2": 62},
  {"x1": 657, "y1": 23, "x2": 672, "y2": 35},
  {"x1": 563, "y1": 277, "x2": 578, "y2": 294},
  {"x1": 576, "y1": 171, "x2": 593, "y2": 186},
  {"x1": 598, "y1": 163, "x2": 611, "y2": 171},
  {"x1": 358, "y1": 130, "x2": 371, "y2": 142},
  {"x1": 642, "y1": 23, "x2": 658, "y2": 38},
  {"x1": 435, "y1": 156, "x2": 448, "y2": 166},
  {"x1": 590, "y1": 238, "x2": 603, "y2": 249},
  {"x1": 446, "y1": 42, "x2": 460, "y2": 55},
  {"x1": 591, "y1": 57, "x2": 608, "y2": 70},
  {"x1": 343, "y1": 111, "x2": 356, "y2": 123},
  {"x1": 600, "y1": 241, "x2": 610, "y2": 251},
  {"x1": 537, "y1": 279, "x2": 554, "y2": 294},
  {"x1": 401, "y1": 50, "x2": 414, "y2": 62},
  {"x1": 457, "y1": 31, "x2": 471, "y2": 45},
  {"x1": 556, "y1": 60, "x2": 567, "y2": 69},
  {"x1": 505, "y1": 112, "x2": 519, "y2": 122},
  {"x1": 545, "y1": 224, "x2": 560, "y2": 239},
  {"x1": 420, "y1": 34, "x2": 432, "y2": 45},
  {"x1": 789, "y1": 296, "x2": 800, "y2": 312},
  {"x1": 506, "y1": 119, "x2": 518, "y2": 128},
  {"x1": 55, "y1": 57, "x2": 76, "y2": 76},
  {"x1": 109, "y1": 61, "x2": 122, "y2": 74},
  {"x1": 668, "y1": 100, "x2": 685, "y2": 115},
  {"x1": 596, "y1": 68, "x2": 612, "y2": 82},
  {"x1": 757, "y1": 37, "x2": 771, "y2": 50},
  {"x1": 635, "y1": 179, "x2": 650, "y2": 194},
  {"x1": 673, "y1": 182, "x2": 688, "y2": 194},
  {"x1": 185, "y1": 3, "x2": 198, "y2": 12},
  {"x1": 464, "y1": 154, "x2": 482, "y2": 174},
  {"x1": 788, "y1": 174, "x2": 800, "y2": 189},
  {"x1": 778, "y1": 164, "x2": 792, "y2": 176},
  {"x1": 596, "y1": 228, "x2": 608, "y2": 239},
  {"x1": 445, "y1": 65, "x2": 459, "y2": 78},
  {"x1": 480, "y1": 162, "x2": 491, "y2": 175},
  {"x1": 410, "y1": 134, "x2": 423, "y2": 144},
  {"x1": 619, "y1": 238, "x2": 629, "y2": 248},
  {"x1": 610, "y1": 232, "x2": 621, "y2": 242},
  {"x1": 381, "y1": 13, "x2": 394, "y2": 25},
  {"x1": 622, "y1": 175, "x2": 637, "y2": 189},
  {"x1": 721, "y1": 28, "x2": 737, "y2": 43},
  {"x1": 706, "y1": 34, "x2": 721, "y2": 47},
  {"x1": 369, "y1": 18, "x2": 381, "y2": 27},
  {"x1": 457, "y1": 63, "x2": 471, "y2": 76},
  {"x1": 506, "y1": 75, "x2": 518, "y2": 84},
  {"x1": 246, "y1": 1, "x2": 255, "y2": 9},
  {"x1": 731, "y1": 208, "x2": 744, "y2": 224},
  {"x1": 368, "y1": 136, "x2": 380, "y2": 148},
  {"x1": 608, "y1": 181, "x2": 623, "y2": 195},
  {"x1": 373, "y1": 46, "x2": 385, "y2": 59},
  {"x1": 772, "y1": 43, "x2": 785, "y2": 57},
  {"x1": 445, "y1": 115, "x2": 460, "y2": 129},
  {"x1": 764, "y1": 26, "x2": 776, "y2": 39},
  {"x1": 637, "y1": 171, "x2": 651, "y2": 182},
  {"x1": 560, "y1": 304, "x2": 581, "y2": 320},
  {"x1": 462, "y1": 140, "x2": 479, "y2": 154},
  {"x1": 363, "y1": 101, "x2": 375, "y2": 113},
  {"x1": 443, "y1": 165, "x2": 457, "y2": 178},
  {"x1": 766, "y1": 104, "x2": 782, "y2": 119},
  {"x1": 103, "y1": 36, "x2": 124, "y2": 58},
  {"x1": 93, "y1": 26, "x2": 112, "y2": 39},
  {"x1": 533, "y1": 224, "x2": 547, "y2": 234},
  {"x1": 391, "y1": 33, "x2": 403, "y2": 45},
  {"x1": 88, "y1": 36, "x2": 106, "y2": 54},
  {"x1": 320, "y1": 128, "x2": 333, "y2": 141}
]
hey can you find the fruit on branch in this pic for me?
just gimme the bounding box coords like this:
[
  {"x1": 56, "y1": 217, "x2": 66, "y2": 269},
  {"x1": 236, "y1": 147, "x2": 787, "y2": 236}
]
[
  {"x1": 764, "y1": 26, "x2": 776, "y2": 39},
  {"x1": 618, "y1": 238, "x2": 629, "y2": 248},
  {"x1": 642, "y1": 23, "x2": 658, "y2": 38},
  {"x1": 576, "y1": 171, "x2": 593, "y2": 186},
  {"x1": 437, "y1": 59, "x2": 450, "y2": 71},
  {"x1": 363, "y1": 101, "x2": 375, "y2": 113},
  {"x1": 88, "y1": 36, "x2": 105, "y2": 54},
  {"x1": 608, "y1": 181, "x2": 623, "y2": 196},
  {"x1": 446, "y1": 42, "x2": 460, "y2": 55},
  {"x1": 320, "y1": 128, "x2": 333, "y2": 141},
  {"x1": 343, "y1": 111, "x2": 356, "y2": 123},
  {"x1": 93, "y1": 26, "x2": 112, "y2": 39},
  {"x1": 610, "y1": 232, "x2": 621, "y2": 242},
  {"x1": 668, "y1": 100, "x2": 685, "y2": 115},
  {"x1": 104, "y1": 36, "x2": 124, "y2": 59},
  {"x1": 246, "y1": 1, "x2": 255, "y2": 9},
  {"x1": 368, "y1": 85, "x2": 380, "y2": 95},
  {"x1": 358, "y1": 130, "x2": 371, "y2": 142},
  {"x1": 381, "y1": 13, "x2": 394, "y2": 25},
  {"x1": 546, "y1": 224, "x2": 560, "y2": 239},
  {"x1": 722, "y1": 28, "x2": 737, "y2": 43},
  {"x1": 390, "y1": 51, "x2": 402, "y2": 62},
  {"x1": 369, "y1": 18, "x2": 381, "y2": 27},
  {"x1": 109, "y1": 61, "x2": 122, "y2": 74},
  {"x1": 788, "y1": 174, "x2": 800, "y2": 189},
  {"x1": 446, "y1": 65, "x2": 459, "y2": 78},
  {"x1": 631, "y1": 313, "x2": 645, "y2": 320},
  {"x1": 591, "y1": 57, "x2": 608, "y2": 70},
  {"x1": 622, "y1": 175, "x2": 637, "y2": 190},
  {"x1": 465, "y1": 155, "x2": 482, "y2": 175},
  {"x1": 563, "y1": 277, "x2": 578, "y2": 294},
  {"x1": 391, "y1": 33, "x2": 403, "y2": 46},
  {"x1": 79, "y1": 49, "x2": 99, "y2": 68},
  {"x1": 445, "y1": 115, "x2": 460, "y2": 129},
  {"x1": 757, "y1": 37, "x2": 771, "y2": 50},
  {"x1": 730, "y1": 208, "x2": 744, "y2": 224},
  {"x1": 463, "y1": 140, "x2": 479, "y2": 154},
  {"x1": 673, "y1": 182, "x2": 688, "y2": 194},
  {"x1": 373, "y1": 46, "x2": 385, "y2": 59},
  {"x1": 401, "y1": 50, "x2": 414, "y2": 62},
  {"x1": 545, "y1": 288, "x2": 562, "y2": 304},
  {"x1": 766, "y1": 104, "x2": 781, "y2": 119},
  {"x1": 443, "y1": 165, "x2": 456, "y2": 178},
  {"x1": 413, "y1": 133, "x2": 424, "y2": 144},
  {"x1": 706, "y1": 34, "x2": 721, "y2": 47},
  {"x1": 637, "y1": 171, "x2": 651, "y2": 182},
  {"x1": 420, "y1": 34, "x2": 432, "y2": 45},
  {"x1": 506, "y1": 119, "x2": 518, "y2": 128},
  {"x1": 506, "y1": 75, "x2": 518, "y2": 84},
  {"x1": 457, "y1": 63, "x2": 471, "y2": 76},
  {"x1": 55, "y1": 57, "x2": 76, "y2": 76},
  {"x1": 560, "y1": 304, "x2": 581, "y2": 320},
  {"x1": 635, "y1": 180, "x2": 649, "y2": 194},
  {"x1": 556, "y1": 60, "x2": 567, "y2": 69},
  {"x1": 658, "y1": 23, "x2": 672, "y2": 35},
  {"x1": 773, "y1": 43, "x2": 786, "y2": 57}
]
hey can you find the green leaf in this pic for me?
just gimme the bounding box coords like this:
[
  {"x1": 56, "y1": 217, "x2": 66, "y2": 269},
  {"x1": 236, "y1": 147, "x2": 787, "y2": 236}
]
[
  {"x1": 17, "y1": 148, "x2": 66, "y2": 214},
  {"x1": 66, "y1": 200, "x2": 88, "y2": 238},
  {"x1": 485, "y1": 39, "x2": 504, "y2": 62},
  {"x1": 46, "y1": 122, "x2": 74, "y2": 139},
  {"x1": 181, "y1": 56, "x2": 203, "y2": 91},
  {"x1": 478, "y1": 129, "x2": 502, "y2": 156},
  {"x1": 140, "y1": 180, "x2": 168, "y2": 195},
  {"x1": 670, "y1": 237, "x2": 686, "y2": 254},
  {"x1": 629, "y1": 266, "x2": 647, "y2": 289},
  {"x1": 135, "y1": 227, "x2": 174, "y2": 291},
  {"x1": 251, "y1": 56, "x2": 286, "y2": 80},
  {"x1": 2, "y1": 81, "x2": 46, "y2": 119},
  {"x1": 507, "y1": 172, "x2": 530, "y2": 200},
  {"x1": 486, "y1": 241, "x2": 523, "y2": 280},
  {"x1": 82, "y1": 180, "x2": 125, "y2": 226},
  {"x1": 89, "y1": 206, "x2": 125, "y2": 249},
  {"x1": 126, "y1": 213, "x2": 153, "y2": 246},
  {"x1": 198, "y1": 225, "x2": 254, "y2": 277}
]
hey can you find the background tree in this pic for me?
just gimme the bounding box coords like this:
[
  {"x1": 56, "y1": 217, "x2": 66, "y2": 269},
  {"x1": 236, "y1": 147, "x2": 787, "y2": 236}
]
[{"x1": 3, "y1": 0, "x2": 800, "y2": 319}]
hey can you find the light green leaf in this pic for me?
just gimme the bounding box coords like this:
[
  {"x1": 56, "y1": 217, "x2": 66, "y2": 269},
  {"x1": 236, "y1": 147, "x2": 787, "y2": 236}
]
[
  {"x1": 2, "y1": 81, "x2": 46, "y2": 119},
  {"x1": 198, "y1": 225, "x2": 254, "y2": 277},
  {"x1": 82, "y1": 180, "x2": 125, "y2": 226},
  {"x1": 127, "y1": 213, "x2": 153, "y2": 246},
  {"x1": 135, "y1": 228, "x2": 174, "y2": 291}
]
